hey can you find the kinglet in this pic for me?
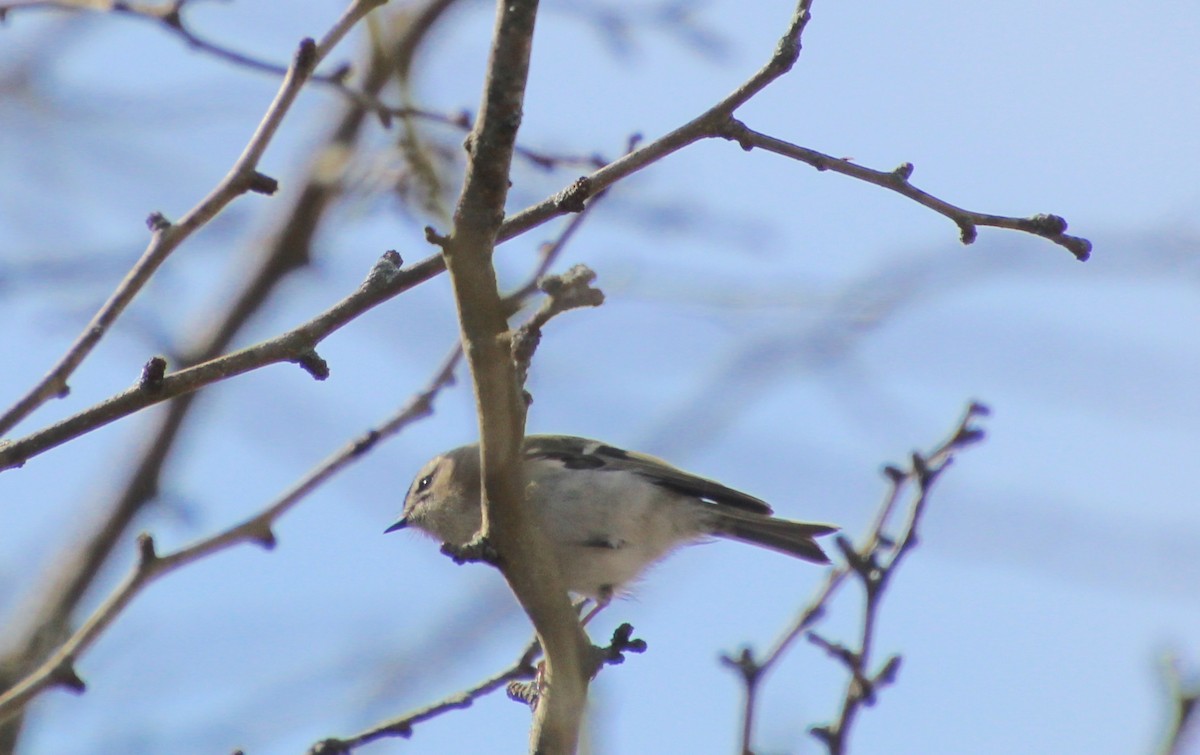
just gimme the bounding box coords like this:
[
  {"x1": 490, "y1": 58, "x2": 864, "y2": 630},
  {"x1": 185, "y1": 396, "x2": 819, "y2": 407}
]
[{"x1": 387, "y1": 435, "x2": 837, "y2": 602}]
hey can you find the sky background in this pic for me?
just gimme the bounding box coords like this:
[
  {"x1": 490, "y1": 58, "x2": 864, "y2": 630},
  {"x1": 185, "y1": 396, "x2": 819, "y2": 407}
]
[{"x1": 1, "y1": 0, "x2": 1198, "y2": 753}]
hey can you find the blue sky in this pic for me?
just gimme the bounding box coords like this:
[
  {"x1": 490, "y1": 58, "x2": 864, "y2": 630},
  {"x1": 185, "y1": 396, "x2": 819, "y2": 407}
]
[{"x1": 1, "y1": 1, "x2": 1198, "y2": 753}]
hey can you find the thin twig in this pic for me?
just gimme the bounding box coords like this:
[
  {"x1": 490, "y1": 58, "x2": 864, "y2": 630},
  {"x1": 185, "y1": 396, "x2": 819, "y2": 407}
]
[
  {"x1": 810, "y1": 404, "x2": 988, "y2": 754},
  {"x1": 716, "y1": 119, "x2": 1091, "y2": 261},
  {"x1": 0, "y1": 17, "x2": 454, "y2": 747},
  {"x1": 496, "y1": 0, "x2": 816, "y2": 244},
  {"x1": 0, "y1": 0, "x2": 386, "y2": 438},
  {"x1": 308, "y1": 638, "x2": 542, "y2": 754},
  {"x1": 0, "y1": 252, "x2": 443, "y2": 471},
  {"x1": 300, "y1": 173, "x2": 609, "y2": 752},
  {"x1": 725, "y1": 402, "x2": 989, "y2": 754},
  {"x1": 0, "y1": 0, "x2": 604, "y2": 174},
  {"x1": 493, "y1": 1, "x2": 1089, "y2": 262},
  {"x1": 0, "y1": 194, "x2": 601, "y2": 724},
  {"x1": 511, "y1": 264, "x2": 605, "y2": 389},
  {"x1": 0, "y1": 344, "x2": 461, "y2": 724}
]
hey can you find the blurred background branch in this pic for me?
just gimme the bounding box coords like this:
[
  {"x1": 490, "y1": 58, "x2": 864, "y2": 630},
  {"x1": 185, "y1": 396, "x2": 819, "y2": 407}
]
[{"x1": 1159, "y1": 655, "x2": 1200, "y2": 755}]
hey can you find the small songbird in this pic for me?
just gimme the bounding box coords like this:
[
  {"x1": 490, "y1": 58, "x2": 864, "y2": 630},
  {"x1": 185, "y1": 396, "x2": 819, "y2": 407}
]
[{"x1": 387, "y1": 435, "x2": 837, "y2": 604}]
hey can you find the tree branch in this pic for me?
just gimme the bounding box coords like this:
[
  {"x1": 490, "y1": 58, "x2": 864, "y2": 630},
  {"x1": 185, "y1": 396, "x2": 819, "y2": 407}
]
[
  {"x1": 308, "y1": 639, "x2": 542, "y2": 754},
  {"x1": 495, "y1": 0, "x2": 1089, "y2": 261},
  {"x1": 0, "y1": 344, "x2": 461, "y2": 724},
  {"x1": 715, "y1": 119, "x2": 1092, "y2": 260},
  {"x1": 428, "y1": 0, "x2": 598, "y2": 750},
  {"x1": 0, "y1": 167, "x2": 603, "y2": 725},
  {"x1": 723, "y1": 402, "x2": 990, "y2": 754},
  {"x1": 0, "y1": 251, "x2": 441, "y2": 471},
  {"x1": 0, "y1": 0, "x2": 387, "y2": 438},
  {"x1": 0, "y1": 14, "x2": 456, "y2": 748},
  {"x1": 496, "y1": 0, "x2": 816, "y2": 243}
]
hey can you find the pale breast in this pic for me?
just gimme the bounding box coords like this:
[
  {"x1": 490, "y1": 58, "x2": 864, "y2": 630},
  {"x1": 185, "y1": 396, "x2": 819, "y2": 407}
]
[{"x1": 526, "y1": 461, "x2": 711, "y2": 597}]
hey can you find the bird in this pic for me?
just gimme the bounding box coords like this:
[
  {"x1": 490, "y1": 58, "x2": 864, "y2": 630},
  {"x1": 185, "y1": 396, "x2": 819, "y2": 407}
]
[{"x1": 387, "y1": 435, "x2": 837, "y2": 605}]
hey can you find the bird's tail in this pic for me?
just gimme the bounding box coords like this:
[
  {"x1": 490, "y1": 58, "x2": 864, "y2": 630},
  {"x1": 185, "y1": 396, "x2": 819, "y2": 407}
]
[{"x1": 709, "y1": 508, "x2": 838, "y2": 564}]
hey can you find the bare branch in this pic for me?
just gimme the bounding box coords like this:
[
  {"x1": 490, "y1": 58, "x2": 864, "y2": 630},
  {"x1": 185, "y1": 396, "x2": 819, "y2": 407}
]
[
  {"x1": 0, "y1": 345, "x2": 462, "y2": 724},
  {"x1": 0, "y1": 158, "x2": 606, "y2": 724},
  {"x1": 0, "y1": 0, "x2": 387, "y2": 437},
  {"x1": 0, "y1": 252, "x2": 442, "y2": 472},
  {"x1": 497, "y1": 0, "x2": 817, "y2": 243},
  {"x1": 431, "y1": 0, "x2": 600, "y2": 749},
  {"x1": 309, "y1": 639, "x2": 542, "y2": 754},
  {"x1": 716, "y1": 119, "x2": 1092, "y2": 261},
  {"x1": 0, "y1": 18, "x2": 455, "y2": 745},
  {"x1": 724, "y1": 402, "x2": 990, "y2": 754},
  {"x1": 495, "y1": 0, "x2": 1089, "y2": 261},
  {"x1": 296, "y1": 177, "x2": 607, "y2": 751},
  {"x1": 511, "y1": 265, "x2": 605, "y2": 390}
]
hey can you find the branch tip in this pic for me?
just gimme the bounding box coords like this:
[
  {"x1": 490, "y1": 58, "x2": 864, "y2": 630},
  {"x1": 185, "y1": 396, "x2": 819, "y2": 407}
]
[
  {"x1": 602, "y1": 623, "x2": 646, "y2": 664},
  {"x1": 351, "y1": 429, "x2": 382, "y2": 456},
  {"x1": 1021, "y1": 215, "x2": 1094, "y2": 261},
  {"x1": 553, "y1": 176, "x2": 592, "y2": 213},
  {"x1": 424, "y1": 225, "x2": 450, "y2": 248},
  {"x1": 720, "y1": 646, "x2": 762, "y2": 682},
  {"x1": 892, "y1": 162, "x2": 914, "y2": 181},
  {"x1": 136, "y1": 532, "x2": 158, "y2": 567},
  {"x1": 953, "y1": 425, "x2": 987, "y2": 447},
  {"x1": 145, "y1": 211, "x2": 172, "y2": 232},
  {"x1": 1064, "y1": 236, "x2": 1093, "y2": 261},
  {"x1": 1024, "y1": 213, "x2": 1068, "y2": 236},
  {"x1": 139, "y1": 356, "x2": 168, "y2": 393},
  {"x1": 876, "y1": 654, "x2": 902, "y2": 686},
  {"x1": 243, "y1": 170, "x2": 279, "y2": 196},
  {"x1": 309, "y1": 738, "x2": 356, "y2": 755},
  {"x1": 50, "y1": 663, "x2": 87, "y2": 694},
  {"x1": 807, "y1": 631, "x2": 856, "y2": 668},
  {"x1": 538, "y1": 264, "x2": 604, "y2": 308},
  {"x1": 835, "y1": 536, "x2": 879, "y2": 582},
  {"x1": 294, "y1": 37, "x2": 319, "y2": 74},
  {"x1": 810, "y1": 724, "x2": 835, "y2": 746},
  {"x1": 957, "y1": 219, "x2": 978, "y2": 245},
  {"x1": 910, "y1": 452, "x2": 929, "y2": 478},
  {"x1": 251, "y1": 526, "x2": 278, "y2": 550},
  {"x1": 292, "y1": 350, "x2": 330, "y2": 381},
  {"x1": 364, "y1": 250, "x2": 404, "y2": 288},
  {"x1": 967, "y1": 400, "x2": 991, "y2": 418},
  {"x1": 440, "y1": 536, "x2": 500, "y2": 567}
]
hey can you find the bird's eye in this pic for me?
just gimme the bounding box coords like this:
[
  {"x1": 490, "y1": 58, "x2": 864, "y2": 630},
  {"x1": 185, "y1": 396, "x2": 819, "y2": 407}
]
[{"x1": 417, "y1": 474, "x2": 433, "y2": 491}]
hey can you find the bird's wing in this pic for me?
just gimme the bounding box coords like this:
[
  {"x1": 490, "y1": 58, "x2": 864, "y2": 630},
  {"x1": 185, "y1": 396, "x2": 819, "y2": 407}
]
[{"x1": 522, "y1": 435, "x2": 773, "y2": 515}]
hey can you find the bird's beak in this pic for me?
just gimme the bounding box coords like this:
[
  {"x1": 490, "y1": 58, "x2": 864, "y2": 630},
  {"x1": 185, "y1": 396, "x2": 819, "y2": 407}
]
[{"x1": 384, "y1": 516, "x2": 408, "y2": 534}]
